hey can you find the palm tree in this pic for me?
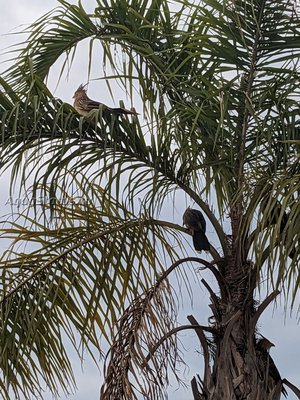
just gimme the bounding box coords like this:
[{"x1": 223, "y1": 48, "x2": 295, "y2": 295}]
[{"x1": 1, "y1": 0, "x2": 300, "y2": 398}]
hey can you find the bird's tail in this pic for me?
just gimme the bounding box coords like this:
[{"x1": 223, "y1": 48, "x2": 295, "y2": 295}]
[
  {"x1": 109, "y1": 107, "x2": 138, "y2": 115},
  {"x1": 193, "y1": 231, "x2": 210, "y2": 252}
]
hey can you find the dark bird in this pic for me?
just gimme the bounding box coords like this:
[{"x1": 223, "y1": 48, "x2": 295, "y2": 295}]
[
  {"x1": 73, "y1": 84, "x2": 137, "y2": 117},
  {"x1": 256, "y1": 338, "x2": 287, "y2": 398},
  {"x1": 183, "y1": 207, "x2": 210, "y2": 252}
]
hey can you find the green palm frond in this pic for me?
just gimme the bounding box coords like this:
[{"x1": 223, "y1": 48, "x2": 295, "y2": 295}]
[
  {"x1": 5, "y1": 1, "x2": 98, "y2": 86},
  {"x1": 0, "y1": 173, "x2": 187, "y2": 398},
  {"x1": 1, "y1": 0, "x2": 300, "y2": 274},
  {"x1": 0, "y1": 74, "x2": 226, "y2": 250}
]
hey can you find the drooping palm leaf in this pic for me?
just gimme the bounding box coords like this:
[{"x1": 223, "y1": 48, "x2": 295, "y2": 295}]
[{"x1": 0, "y1": 173, "x2": 189, "y2": 398}]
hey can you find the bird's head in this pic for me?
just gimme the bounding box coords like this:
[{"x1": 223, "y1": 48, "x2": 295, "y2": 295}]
[
  {"x1": 257, "y1": 338, "x2": 275, "y2": 350},
  {"x1": 182, "y1": 206, "x2": 191, "y2": 225},
  {"x1": 73, "y1": 84, "x2": 88, "y2": 98},
  {"x1": 182, "y1": 206, "x2": 191, "y2": 226}
]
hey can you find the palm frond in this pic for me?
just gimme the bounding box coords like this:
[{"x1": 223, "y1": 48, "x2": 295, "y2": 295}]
[{"x1": 0, "y1": 173, "x2": 187, "y2": 398}]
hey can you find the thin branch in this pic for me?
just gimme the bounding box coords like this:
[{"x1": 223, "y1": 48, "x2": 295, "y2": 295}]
[
  {"x1": 145, "y1": 323, "x2": 215, "y2": 363},
  {"x1": 203, "y1": 273, "x2": 228, "y2": 305},
  {"x1": 209, "y1": 244, "x2": 222, "y2": 262},
  {"x1": 250, "y1": 290, "x2": 280, "y2": 336},
  {"x1": 187, "y1": 315, "x2": 211, "y2": 391},
  {"x1": 154, "y1": 256, "x2": 228, "y2": 299},
  {"x1": 201, "y1": 279, "x2": 222, "y2": 321}
]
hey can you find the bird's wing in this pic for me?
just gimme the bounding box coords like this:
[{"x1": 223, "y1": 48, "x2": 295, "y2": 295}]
[
  {"x1": 85, "y1": 98, "x2": 103, "y2": 110},
  {"x1": 85, "y1": 100, "x2": 135, "y2": 115},
  {"x1": 196, "y1": 210, "x2": 206, "y2": 232},
  {"x1": 108, "y1": 107, "x2": 136, "y2": 115}
]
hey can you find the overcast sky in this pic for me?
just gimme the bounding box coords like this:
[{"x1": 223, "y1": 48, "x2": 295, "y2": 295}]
[{"x1": 0, "y1": 2, "x2": 299, "y2": 400}]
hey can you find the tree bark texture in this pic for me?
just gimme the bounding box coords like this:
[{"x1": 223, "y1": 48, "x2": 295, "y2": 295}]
[{"x1": 189, "y1": 242, "x2": 290, "y2": 400}]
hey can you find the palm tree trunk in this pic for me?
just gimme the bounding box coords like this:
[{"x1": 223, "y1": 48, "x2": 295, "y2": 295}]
[{"x1": 190, "y1": 246, "x2": 285, "y2": 399}]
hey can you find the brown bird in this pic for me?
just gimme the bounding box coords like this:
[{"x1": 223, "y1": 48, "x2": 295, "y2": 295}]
[
  {"x1": 73, "y1": 84, "x2": 137, "y2": 117},
  {"x1": 183, "y1": 207, "x2": 210, "y2": 252},
  {"x1": 256, "y1": 338, "x2": 287, "y2": 397}
]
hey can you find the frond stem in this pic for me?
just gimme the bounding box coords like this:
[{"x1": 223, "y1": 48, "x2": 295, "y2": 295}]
[
  {"x1": 1, "y1": 219, "x2": 222, "y2": 303},
  {"x1": 233, "y1": 1, "x2": 266, "y2": 263},
  {"x1": 145, "y1": 324, "x2": 215, "y2": 363},
  {"x1": 250, "y1": 289, "x2": 280, "y2": 337}
]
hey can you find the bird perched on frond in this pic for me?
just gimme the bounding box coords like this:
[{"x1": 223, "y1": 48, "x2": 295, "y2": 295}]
[
  {"x1": 73, "y1": 84, "x2": 137, "y2": 117},
  {"x1": 256, "y1": 338, "x2": 287, "y2": 398},
  {"x1": 183, "y1": 207, "x2": 210, "y2": 252}
]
